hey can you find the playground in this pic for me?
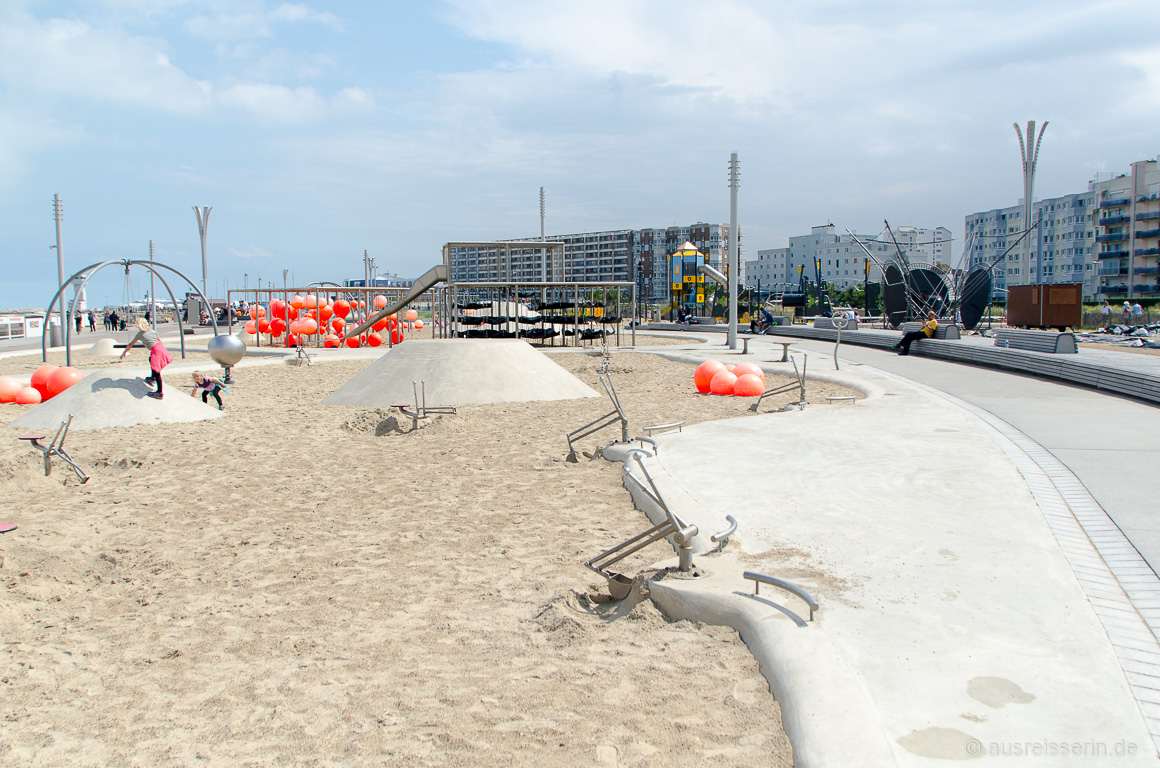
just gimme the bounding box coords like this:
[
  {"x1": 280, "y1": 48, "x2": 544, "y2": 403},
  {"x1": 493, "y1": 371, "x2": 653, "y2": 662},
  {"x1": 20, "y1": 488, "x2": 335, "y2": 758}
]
[{"x1": 0, "y1": 342, "x2": 865, "y2": 766}]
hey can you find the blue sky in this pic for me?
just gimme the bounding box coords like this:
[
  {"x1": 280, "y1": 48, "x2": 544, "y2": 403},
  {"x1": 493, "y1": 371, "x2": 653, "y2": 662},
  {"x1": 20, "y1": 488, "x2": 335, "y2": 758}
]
[{"x1": 2, "y1": 0, "x2": 1159, "y2": 309}]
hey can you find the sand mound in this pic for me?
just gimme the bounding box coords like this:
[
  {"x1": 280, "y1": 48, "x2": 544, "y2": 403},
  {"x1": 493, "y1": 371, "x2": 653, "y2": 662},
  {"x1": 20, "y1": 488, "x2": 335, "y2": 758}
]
[
  {"x1": 8, "y1": 370, "x2": 223, "y2": 431},
  {"x1": 323, "y1": 339, "x2": 599, "y2": 407},
  {"x1": 85, "y1": 338, "x2": 118, "y2": 357}
]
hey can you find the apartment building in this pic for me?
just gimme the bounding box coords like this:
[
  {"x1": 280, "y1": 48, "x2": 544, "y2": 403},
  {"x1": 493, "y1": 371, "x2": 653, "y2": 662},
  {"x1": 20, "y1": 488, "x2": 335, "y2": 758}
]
[
  {"x1": 1091, "y1": 159, "x2": 1160, "y2": 300},
  {"x1": 964, "y1": 192, "x2": 1096, "y2": 299},
  {"x1": 445, "y1": 223, "x2": 737, "y2": 302},
  {"x1": 746, "y1": 224, "x2": 951, "y2": 292}
]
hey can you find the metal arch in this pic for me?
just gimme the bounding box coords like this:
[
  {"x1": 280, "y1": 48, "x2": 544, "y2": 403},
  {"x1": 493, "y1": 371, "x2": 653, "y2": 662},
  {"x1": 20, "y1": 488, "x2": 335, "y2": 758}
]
[
  {"x1": 42, "y1": 259, "x2": 218, "y2": 365},
  {"x1": 62, "y1": 261, "x2": 189, "y2": 367}
]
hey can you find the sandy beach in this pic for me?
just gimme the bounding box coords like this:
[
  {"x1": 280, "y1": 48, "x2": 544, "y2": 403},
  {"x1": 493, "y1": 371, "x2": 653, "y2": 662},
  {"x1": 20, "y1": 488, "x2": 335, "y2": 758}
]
[{"x1": 0, "y1": 344, "x2": 859, "y2": 766}]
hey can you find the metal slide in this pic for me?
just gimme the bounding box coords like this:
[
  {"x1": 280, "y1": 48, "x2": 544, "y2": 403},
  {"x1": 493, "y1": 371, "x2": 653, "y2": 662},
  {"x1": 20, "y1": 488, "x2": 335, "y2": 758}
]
[
  {"x1": 344, "y1": 264, "x2": 449, "y2": 338},
  {"x1": 697, "y1": 263, "x2": 727, "y2": 285}
]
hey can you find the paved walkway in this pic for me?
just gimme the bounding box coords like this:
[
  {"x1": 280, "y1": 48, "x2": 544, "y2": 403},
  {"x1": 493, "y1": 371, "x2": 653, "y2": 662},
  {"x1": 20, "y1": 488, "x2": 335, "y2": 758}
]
[{"x1": 620, "y1": 331, "x2": 1160, "y2": 766}]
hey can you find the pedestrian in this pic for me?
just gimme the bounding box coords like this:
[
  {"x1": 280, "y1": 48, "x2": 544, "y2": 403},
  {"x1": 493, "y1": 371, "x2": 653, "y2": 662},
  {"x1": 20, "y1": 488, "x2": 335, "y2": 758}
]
[
  {"x1": 74, "y1": 313, "x2": 82, "y2": 334},
  {"x1": 1132, "y1": 302, "x2": 1143, "y2": 323},
  {"x1": 88, "y1": 310, "x2": 96, "y2": 332},
  {"x1": 1123, "y1": 301, "x2": 1132, "y2": 323},
  {"x1": 191, "y1": 372, "x2": 228, "y2": 410},
  {"x1": 1100, "y1": 300, "x2": 1111, "y2": 327},
  {"x1": 893, "y1": 311, "x2": 938, "y2": 356},
  {"x1": 119, "y1": 317, "x2": 173, "y2": 400}
]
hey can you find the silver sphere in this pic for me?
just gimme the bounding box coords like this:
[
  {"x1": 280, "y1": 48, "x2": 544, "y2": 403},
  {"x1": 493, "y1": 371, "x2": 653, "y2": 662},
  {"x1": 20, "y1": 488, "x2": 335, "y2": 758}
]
[{"x1": 208, "y1": 334, "x2": 246, "y2": 367}]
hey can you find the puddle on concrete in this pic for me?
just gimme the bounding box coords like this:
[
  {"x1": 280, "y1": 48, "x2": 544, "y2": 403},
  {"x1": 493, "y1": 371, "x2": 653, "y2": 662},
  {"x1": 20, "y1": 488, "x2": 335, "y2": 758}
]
[
  {"x1": 968, "y1": 676, "x2": 1035, "y2": 708},
  {"x1": 897, "y1": 727, "x2": 981, "y2": 760}
]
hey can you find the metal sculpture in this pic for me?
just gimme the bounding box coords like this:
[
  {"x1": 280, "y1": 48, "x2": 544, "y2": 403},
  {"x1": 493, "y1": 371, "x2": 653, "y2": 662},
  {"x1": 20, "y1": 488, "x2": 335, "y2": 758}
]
[{"x1": 207, "y1": 334, "x2": 246, "y2": 383}]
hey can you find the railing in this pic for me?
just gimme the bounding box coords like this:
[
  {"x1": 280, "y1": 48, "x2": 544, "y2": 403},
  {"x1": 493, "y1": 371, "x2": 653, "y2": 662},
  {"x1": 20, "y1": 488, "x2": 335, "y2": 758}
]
[
  {"x1": 1097, "y1": 233, "x2": 1127, "y2": 243},
  {"x1": 1099, "y1": 267, "x2": 1127, "y2": 276},
  {"x1": 1099, "y1": 285, "x2": 1129, "y2": 293},
  {"x1": 1136, "y1": 229, "x2": 1160, "y2": 239},
  {"x1": 1099, "y1": 215, "x2": 1131, "y2": 225},
  {"x1": 1097, "y1": 250, "x2": 1129, "y2": 260},
  {"x1": 1100, "y1": 198, "x2": 1132, "y2": 208},
  {"x1": 1135, "y1": 248, "x2": 1160, "y2": 257},
  {"x1": 743, "y1": 572, "x2": 818, "y2": 621},
  {"x1": 1134, "y1": 266, "x2": 1160, "y2": 275},
  {"x1": 1136, "y1": 211, "x2": 1160, "y2": 221},
  {"x1": 1135, "y1": 284, "x2": 1160, "y2": 293}
]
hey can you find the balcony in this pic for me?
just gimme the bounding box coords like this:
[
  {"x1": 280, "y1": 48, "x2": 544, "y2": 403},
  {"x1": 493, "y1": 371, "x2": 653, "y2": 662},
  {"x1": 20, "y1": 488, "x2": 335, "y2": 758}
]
[
  {"x1": 1097, "y1": 233, "x2": 1127, "y2": 243},
  {"x1": 1100, "y1": 197, "x2": 1131, "y2": 209},
  {"x1": 1099, "y1": 285, "x2": 1129, "y2": 294},
  {"x1": 1135, "y1": 248, "x2": 1160, "y2": 257},
  {"x1": 1137, "y1": 228, "x2": 1160, "y2": 239},
  {"x1": 1099, "y1": 266, "x2": 1127, "y2": 276},
  {"x1": 1135, "y1": 285, "x2": 1160, "y2": 294},
  {"x1": 1136, "y1": 211, "x2": 1160, "y2": 221},
  {"x1": 1099, "y1": 215, "x2": 1131, "y2": 225},
  {"x1": 1134, "y1": 266, "x2": 1160, "y2": 275},
  {"x1": 1097, "y1": 249, "x2": 1129, "y2": 260}
]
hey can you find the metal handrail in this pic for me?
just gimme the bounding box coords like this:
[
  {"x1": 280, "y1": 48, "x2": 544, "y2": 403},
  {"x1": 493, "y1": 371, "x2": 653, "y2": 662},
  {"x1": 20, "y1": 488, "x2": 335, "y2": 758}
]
[
  {"x1": 743, "y1": 571, "x2": 818, "y2": 621},
  {"x1": 711, "y1": 515, "x2": 737, "y2": 544}
]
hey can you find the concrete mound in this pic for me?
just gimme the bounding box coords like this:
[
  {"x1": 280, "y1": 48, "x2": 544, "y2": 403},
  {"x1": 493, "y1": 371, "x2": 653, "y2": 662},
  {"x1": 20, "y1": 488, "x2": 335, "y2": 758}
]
[
  {"x1": 85, "y1": 338, "x2": 118, "y2": 357},
  {"x1": 323, "y1": 339, "x2": 599, "y2": 407},
  {"x1": 9, "y1": 370, "x2": 223, "y2": 431}
]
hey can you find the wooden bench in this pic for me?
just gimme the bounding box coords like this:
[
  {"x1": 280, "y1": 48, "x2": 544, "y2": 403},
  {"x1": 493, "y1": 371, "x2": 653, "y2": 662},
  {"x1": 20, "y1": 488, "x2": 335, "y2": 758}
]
[
  {"x1": 992, "y1": 328, "x2": 1077, "y2": 354},
  {"x1": 899, "y1": 321, "x2": 961, "y2": 340}
]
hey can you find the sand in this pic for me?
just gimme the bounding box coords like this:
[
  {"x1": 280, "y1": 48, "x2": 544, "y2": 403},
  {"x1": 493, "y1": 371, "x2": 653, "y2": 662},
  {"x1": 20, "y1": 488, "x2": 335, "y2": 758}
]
[{"x1": 0, "y1": 348, "x2": 855, "y2": 767}]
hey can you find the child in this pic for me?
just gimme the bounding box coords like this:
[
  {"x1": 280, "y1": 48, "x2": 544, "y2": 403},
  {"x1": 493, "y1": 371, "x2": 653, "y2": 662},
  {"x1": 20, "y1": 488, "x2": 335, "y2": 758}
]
[
  {"x1": 120, "y1": 317, "x2": 173, "y2": 399},
  {"x1": 192, "y1": 372, "x2": 227, "y2": 410}
]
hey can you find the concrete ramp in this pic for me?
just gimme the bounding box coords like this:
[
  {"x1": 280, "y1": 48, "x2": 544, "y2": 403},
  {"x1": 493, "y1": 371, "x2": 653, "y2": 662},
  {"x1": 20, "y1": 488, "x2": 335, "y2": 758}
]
[
  {"x1": 324, "y1": 339, "x2": 599, "y2": 407},
  {"x1": 9, "y1": 370, "x2": 223, "y2": 431}
]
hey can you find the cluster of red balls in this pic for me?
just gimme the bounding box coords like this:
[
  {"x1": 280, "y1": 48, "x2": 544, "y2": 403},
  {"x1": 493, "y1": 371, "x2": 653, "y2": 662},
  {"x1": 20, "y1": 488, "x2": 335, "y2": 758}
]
[
  {"x1": 241, "y1": 296, "x2": 423, "y2": 349},
  {"x1": 0, "y1": 365, "x2": 84, "y2": 405},
  {"x1": 693, "y1": 360, "x2": 766, "y2": 397}
]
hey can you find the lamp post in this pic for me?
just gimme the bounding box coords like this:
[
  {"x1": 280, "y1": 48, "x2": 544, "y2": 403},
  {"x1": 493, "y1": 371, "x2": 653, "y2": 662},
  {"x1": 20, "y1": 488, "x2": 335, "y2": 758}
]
[
  {"x1": 727, "y1": 153, "x2": 740, "y2": 350},
  {"x1": 51, "y1": 194, "x2": 65, "y2": 346},
  {"x1": 1014, "y1": 122, "x2": 1047, "y2": 286},
  {"x1": 194, "y1": 205, "x2": 212, "y2": 320}
]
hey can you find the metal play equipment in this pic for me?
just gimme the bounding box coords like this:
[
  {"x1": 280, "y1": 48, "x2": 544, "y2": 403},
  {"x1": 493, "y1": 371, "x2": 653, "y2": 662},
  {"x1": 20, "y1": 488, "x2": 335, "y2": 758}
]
[
  {"x1": 42, "y1": 260, "x2": 217, "y2": 366},
  {"x1": 831, "y1": 313, "x2": 849, "y2": 370},
  {"x1": 207, "y1": 334, "x2": 246, "y2": 383},
  {"x1": 749, "y1": 354, "x2": 808, "y2": 412},
  {"x1": 565, "y1": 371, "x2": 630, "y2": 462},
  {"x1": 18, "y1": 414, "x2": 89, "y2": 483},
  {"x1": 390, "y1": 380, "x2": 457, "y2": 431},
  {"x1": 586, "y1": 450, "x2": 699, "y2": 600},
  {"x1": 743, "y1": 571, "x2": 818, "y2": 622},
  {"x1": 847, "y1": 219, "x2": 1039, "y2": 331}
]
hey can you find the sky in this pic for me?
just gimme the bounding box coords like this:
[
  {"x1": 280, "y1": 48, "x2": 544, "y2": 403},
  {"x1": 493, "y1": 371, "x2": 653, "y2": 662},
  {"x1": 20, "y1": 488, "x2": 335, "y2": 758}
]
[{"x1": 2, "y1": 0, "x2": 1159, "y2": 310}]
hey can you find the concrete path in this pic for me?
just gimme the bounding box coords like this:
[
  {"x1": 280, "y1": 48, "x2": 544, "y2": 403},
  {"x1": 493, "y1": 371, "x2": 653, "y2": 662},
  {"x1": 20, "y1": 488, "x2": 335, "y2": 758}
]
[{"x1": 618, "y1": 332, "x2": 1160, "y2": 766}]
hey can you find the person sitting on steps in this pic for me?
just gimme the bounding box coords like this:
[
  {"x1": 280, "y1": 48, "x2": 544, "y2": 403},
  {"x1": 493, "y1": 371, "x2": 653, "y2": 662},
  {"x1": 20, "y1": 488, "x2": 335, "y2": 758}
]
[{"x1": 893, "y1": 311, "x2": 938, "y2": 356}]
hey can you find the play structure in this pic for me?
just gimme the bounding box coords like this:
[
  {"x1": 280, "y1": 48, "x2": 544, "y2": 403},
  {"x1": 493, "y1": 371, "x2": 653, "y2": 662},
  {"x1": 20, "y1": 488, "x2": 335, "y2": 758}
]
[
  {"x1": 390, "y1": 380, "x2": 457, "y2": 431},
  {"x1": 846, "y1": 220, "x2": 1033, "y2": 330},
  {"x1": 18, "y1": 414, "x2": 89, "y2": 483},
  {"x1": 586, "y1": 449, "x2": 700, "y2": 600},
  {"x1": 41, "y1": 259, "x2": 218, "y2": 366}
]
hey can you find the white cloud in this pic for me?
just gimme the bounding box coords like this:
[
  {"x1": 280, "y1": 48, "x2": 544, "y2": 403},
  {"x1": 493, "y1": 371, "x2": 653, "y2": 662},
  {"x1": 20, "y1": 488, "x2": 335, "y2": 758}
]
[
  {"x1": 0, "y1": 14, "x2": 212, "y2": 113},
  {"x1": 227, "y1": 245, "x2": 274, "y2": 260}
]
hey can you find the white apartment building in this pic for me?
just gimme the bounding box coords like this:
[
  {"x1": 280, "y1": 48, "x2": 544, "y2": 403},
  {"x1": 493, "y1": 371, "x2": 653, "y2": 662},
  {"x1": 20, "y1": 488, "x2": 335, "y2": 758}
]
[
  {"x1": 964, "y1": 192, "x2": 1096, "y2": 299},
  {"x1": 1091, "y1": 158, "x2": 1160, "y2": 300},
  {"x1": 747, "y1": 224, "x2": 951, "y2": 292},
  {"x1": 448, "y1": 223, "x2": 737, "y2": 303}
]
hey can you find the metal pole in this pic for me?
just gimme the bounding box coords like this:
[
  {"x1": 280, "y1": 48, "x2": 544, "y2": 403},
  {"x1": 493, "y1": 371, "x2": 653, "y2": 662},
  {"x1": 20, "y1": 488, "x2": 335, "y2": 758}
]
[
  {"x1": 728, "y1": 153, "x2": 739, "y2": 350},
  {"x1": 540, "y1": 187, "x2": 546, "y2": 241},
  {"x1": 149, "y1": 240, "x2": 157, "y2": 326},
  {"x1": 51, "y1": 194, "x2": 65, "y2": 347}
]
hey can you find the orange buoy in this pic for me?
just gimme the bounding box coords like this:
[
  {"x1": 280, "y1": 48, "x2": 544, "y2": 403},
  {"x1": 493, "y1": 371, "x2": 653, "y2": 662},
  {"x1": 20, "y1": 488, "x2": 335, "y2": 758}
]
[
  {"x1": 709, "y1": 370, "x2": 737, "y2": 395},
  {"x1": 693, "y1": 360, "x2": 726, "y2": 393},
  {"x1": 733, "y1": 373, "x2": 764, "y2": 397}
]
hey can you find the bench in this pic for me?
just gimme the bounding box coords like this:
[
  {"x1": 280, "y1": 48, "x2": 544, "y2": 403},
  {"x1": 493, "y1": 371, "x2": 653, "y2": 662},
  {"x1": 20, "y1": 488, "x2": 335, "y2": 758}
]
[
  {"x1": 899, "y1": 321, "x2": 961, "y2": 340},
  {"x1": 813, "y1": 317, "x2": 860, "y2": 330},
  {"x1": 992, "y1": 328, "x2": 1077, "y2": 354}
]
